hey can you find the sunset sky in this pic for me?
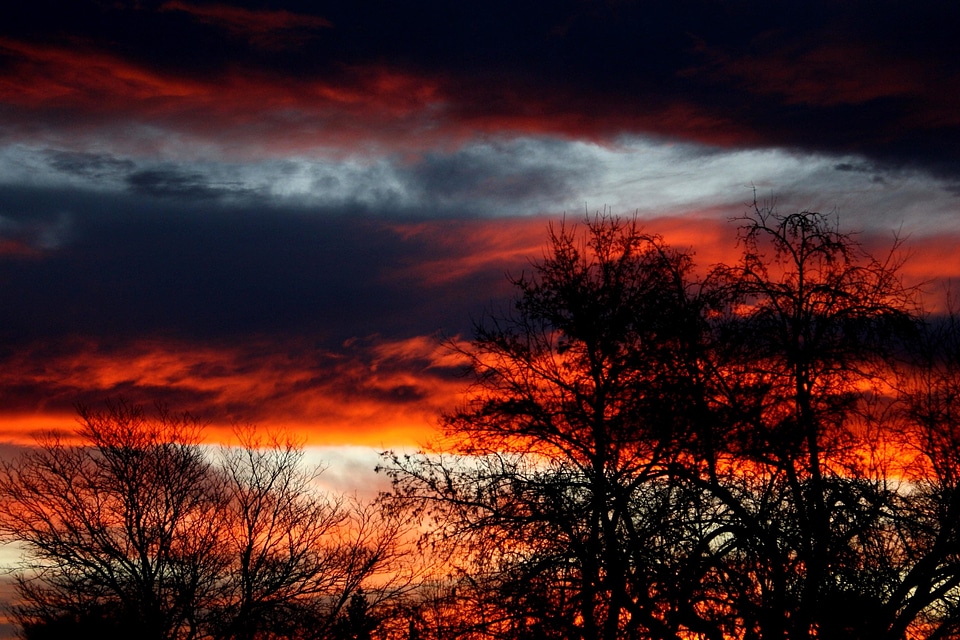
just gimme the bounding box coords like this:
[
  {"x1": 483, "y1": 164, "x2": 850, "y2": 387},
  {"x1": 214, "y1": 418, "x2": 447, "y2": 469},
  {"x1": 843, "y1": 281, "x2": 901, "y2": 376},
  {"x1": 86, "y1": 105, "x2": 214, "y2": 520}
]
[{"x1": 1, "y1": 0, "x2": 959, "y2": 453}]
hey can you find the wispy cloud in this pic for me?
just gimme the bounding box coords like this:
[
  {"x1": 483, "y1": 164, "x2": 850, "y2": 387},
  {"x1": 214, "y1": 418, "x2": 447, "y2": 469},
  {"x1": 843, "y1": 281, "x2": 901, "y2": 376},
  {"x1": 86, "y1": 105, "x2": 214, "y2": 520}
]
[
  {"x1": 160, "y1": 1, "x2": 332, "y2": 49},
  {"x1": 0, "y1": 335, "x2": 466, "y2": 446}
]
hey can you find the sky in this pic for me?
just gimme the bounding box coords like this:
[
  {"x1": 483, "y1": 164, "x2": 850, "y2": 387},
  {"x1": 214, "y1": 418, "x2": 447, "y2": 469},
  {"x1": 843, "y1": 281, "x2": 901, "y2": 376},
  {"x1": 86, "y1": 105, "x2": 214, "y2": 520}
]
[{"x1": 1, "y1": 0, "x2": 960, "y2": 453}]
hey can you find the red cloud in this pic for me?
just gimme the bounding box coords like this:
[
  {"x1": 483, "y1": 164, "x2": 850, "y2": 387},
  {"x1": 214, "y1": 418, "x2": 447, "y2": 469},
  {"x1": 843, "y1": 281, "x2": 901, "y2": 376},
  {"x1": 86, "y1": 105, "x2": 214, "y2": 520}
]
[
  {"x1": 0, "y1": 218, "x2": 957, "y2": 448},
  {"x1": 0, "y1": 38, "x2": 434, "y2": 113},
  {"x1": 160, "y1": 1, "x2": 332, "y2": 49},
  {"x1": 0, "y1": 37, "x2": 446, "y2": 154},
  {"x1": 0, "y1": 35, "x2": 758, "y2": 156},
  {"x1": 0, "y1": 335, "x2": 466, "y2": 447},
  {"x1": 0, "y1": 38, "x2": 202, "y2": 107}
]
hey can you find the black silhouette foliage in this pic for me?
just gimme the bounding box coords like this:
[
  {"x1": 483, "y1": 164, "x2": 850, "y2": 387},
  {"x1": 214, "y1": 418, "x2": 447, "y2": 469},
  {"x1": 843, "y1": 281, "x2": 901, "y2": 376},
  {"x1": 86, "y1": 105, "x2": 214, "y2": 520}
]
[{"x1": 384, "y1": 209, "x2": 960, "y2": 640}]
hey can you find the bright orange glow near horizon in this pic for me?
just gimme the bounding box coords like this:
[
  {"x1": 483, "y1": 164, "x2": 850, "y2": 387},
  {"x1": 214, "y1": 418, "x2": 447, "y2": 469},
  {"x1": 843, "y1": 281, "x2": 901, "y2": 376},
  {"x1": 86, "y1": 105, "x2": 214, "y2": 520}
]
[
  {"x1": 0, "y1": 334, "x2": 467, "y2": 448},
  {"x1": 1, "y1": 216, "x2": 957, "y2": 450}
]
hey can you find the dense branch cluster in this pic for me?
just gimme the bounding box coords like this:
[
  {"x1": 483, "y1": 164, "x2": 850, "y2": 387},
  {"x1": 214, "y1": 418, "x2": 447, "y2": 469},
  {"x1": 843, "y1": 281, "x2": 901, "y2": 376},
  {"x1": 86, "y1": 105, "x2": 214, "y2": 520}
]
[
  {"x1": 384, "y1": 209, "x2": 960, "y2": 640},
  {"x1": 3, "y1": 208, "x2": 960, "y2": 640}
]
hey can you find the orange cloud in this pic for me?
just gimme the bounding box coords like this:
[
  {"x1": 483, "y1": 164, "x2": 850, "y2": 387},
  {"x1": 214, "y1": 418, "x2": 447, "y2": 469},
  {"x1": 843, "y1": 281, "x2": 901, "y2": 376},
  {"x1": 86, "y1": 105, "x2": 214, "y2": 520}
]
[
  {"x1": 389, "y1": 214, "x2": 744, "y2": 289},
  {"x1": 385, "y1": 217, "x2": 553, "y2": 287},
  {"x1": 0, "y1": 216, "x2": 744, "y2": 449},
  {"x1": 878, "y1": 232, "x2": 960, "y2": 312},
  {"x1": 389, "y1": 214, "x2": 960, "y2": 318},
  {"x1": 2, "y1": 218, "x2": 956, "y2": 451},
  {"x1": 0, "y1": 335, "x2": 467, "y2": 448}
]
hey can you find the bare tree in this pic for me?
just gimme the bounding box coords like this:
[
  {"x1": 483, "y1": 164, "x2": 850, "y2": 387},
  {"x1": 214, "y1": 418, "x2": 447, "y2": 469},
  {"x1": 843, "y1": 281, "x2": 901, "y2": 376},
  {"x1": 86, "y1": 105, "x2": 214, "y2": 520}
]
[
  {"x1": 384, "y1": 215, "x2": 714, "y2": 640},
  {"x1": 383, "y1": 209, "x2": 956, "y2": 640},
  {"x1": 691, "y1": 205, "x2": 919, "y2": 639},
  {"x1": 212, "y1": 429, "x2": 349, "y2": 639},
  {"x1": 881, "y1": 307, "x2": 960, "y2": 640},
  {"x1": 0, "y1": 403, "x2": 410, "y2": 640},
  {"x1": 213, "y1": 428, "x2": 415, "y2": 640},
  {"x1": 0, "y1": 402, "x2": 223, "y2": 640}
]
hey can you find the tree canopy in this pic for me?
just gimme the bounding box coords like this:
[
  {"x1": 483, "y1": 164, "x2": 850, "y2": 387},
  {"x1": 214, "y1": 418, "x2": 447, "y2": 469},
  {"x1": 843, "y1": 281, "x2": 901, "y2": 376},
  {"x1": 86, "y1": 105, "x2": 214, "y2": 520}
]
[{"x1": 383, "y1": 209, "x2": 960, "y2": 640}]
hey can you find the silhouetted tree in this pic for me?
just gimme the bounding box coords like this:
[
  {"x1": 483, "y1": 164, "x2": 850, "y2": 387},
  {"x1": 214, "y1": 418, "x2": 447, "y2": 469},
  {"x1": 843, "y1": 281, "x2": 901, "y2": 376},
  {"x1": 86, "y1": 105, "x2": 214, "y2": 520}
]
[
  {"x1": 883, "y1": 307, "x2": 960, "y2": 640},
  {"x1": 0, "y1": 402, "x2": 223, "y2": 640},
  {"x1": 331, "y1": 589, "x2": 377, "y2": 640},
  {"x1": 0, "y1": 402, "x2": 408, "y2": 640},
  {"x1": 384, "y1": 216, "x2": 715, "y2": 640},
  {"x1": 18, "y1": 602, "x2": 132, "y2": 640},
  {"x1": 212, "y1": 429, "x2": 406, "y2": 640},
  {"x1": 383, "y1": 208, "x2": 960, "y2": 640},
  {"x1": 684, "y1": 205, "x2": 919, "y2": 639}
]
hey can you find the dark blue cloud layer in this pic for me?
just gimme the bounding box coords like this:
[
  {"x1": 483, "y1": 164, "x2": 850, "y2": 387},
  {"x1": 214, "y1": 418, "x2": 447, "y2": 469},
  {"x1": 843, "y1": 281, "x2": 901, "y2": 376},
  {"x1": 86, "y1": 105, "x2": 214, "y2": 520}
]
[
  {"x1": 3, "y1": 0, "x2": 958, "y2": 179},
  {"x1": 0, "y1": 186, "x2": 513, "y2": 347}
]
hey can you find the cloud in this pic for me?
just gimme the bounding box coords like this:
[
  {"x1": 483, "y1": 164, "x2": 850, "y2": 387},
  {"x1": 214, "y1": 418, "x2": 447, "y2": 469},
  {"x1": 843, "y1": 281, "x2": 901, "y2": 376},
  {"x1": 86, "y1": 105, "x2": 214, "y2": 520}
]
[
  {"x1": 384, "y1": 217, "x2": 551, "y2": 287},
  {"x1": 401, "y1": 139, "x2": 599, "y2": 213},
  {"x1": 1, "y1": 2, "x2": 958, "y2": 178},
  {"x1": 126, "y1": 166, "x2": 255, "y2": 200},
  {"x1": 0, "y1": 38, "x2": 445, "y2": 157},
  {"x1": 0, "y1": 190, "x2": 547, "y2": 349},
  {"x1": 0, "y1": 37, "x2": 203, "y2": 108},
  {"x1": 0, "y1": 335, "x2": 467, "y2": 447},
  {"x1": 2, "y1": 210, "x2": 954, "y2": 447},
  {"x1": 0, "y1": 178, "x2": 957, "y2": 453},
  {"x1": 160, "y1": 1, "x2": 332, "y2": 49},
  {"x1": 694, "y1": 36, "x2": 925, "y2": 108},
  {"x1": 0, "y1": 210, "x2": 72, "y2": 253},
  {"x1": 47, "y1": 150, "x2": 136, "y2": 180},
  {"x1": 2, "y1": 0, "x2": 960, "y2": 466}
]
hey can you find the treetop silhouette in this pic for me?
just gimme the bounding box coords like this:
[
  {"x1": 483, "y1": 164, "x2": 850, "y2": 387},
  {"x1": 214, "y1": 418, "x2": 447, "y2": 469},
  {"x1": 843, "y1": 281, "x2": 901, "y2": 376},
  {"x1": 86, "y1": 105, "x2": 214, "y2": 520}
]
[{"x1": 383, "y1": 208, "x2": 960, "y2": 640}]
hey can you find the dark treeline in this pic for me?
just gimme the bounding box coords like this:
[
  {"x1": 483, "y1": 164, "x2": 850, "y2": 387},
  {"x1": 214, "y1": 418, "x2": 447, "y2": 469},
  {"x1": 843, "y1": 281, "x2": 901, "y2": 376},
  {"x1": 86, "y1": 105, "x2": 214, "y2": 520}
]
[
  {"x1": 0, "y1": 406, "x2": 417, "y2": 640},
  {"x1": 3, "y1": 208, "x2": 960, "y2": 639}
]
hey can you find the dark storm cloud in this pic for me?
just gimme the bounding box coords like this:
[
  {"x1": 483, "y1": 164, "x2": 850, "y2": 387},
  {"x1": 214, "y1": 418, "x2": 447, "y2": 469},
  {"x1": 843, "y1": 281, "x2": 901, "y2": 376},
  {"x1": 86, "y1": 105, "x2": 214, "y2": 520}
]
[
  {"x1": 0, "y1": 184, "x2": 511, "y2": 348},
  {"x1": 401, "y1": 140, "x2": 598, "y2": 212},
  {"x1": 3, "y1": 1, "x2": 958, "y2": 178},
  {"x1": 126, "y1": 166, "x2": 254, "y2": 200},
  {"x1": 47, "y1": 151, "x2": 136, "y2": 181}
]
